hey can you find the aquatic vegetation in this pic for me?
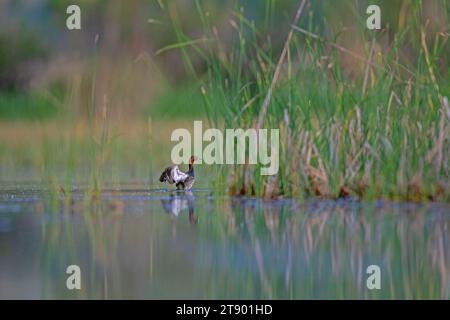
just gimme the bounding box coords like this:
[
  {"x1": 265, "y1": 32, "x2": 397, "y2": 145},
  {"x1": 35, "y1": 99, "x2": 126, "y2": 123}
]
[{"x1": 162, "y1": 0, "x2": 449, "y2": 201}]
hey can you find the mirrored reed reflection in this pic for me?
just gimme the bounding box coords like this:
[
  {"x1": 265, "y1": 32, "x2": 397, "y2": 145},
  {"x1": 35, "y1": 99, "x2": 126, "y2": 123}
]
[{"x1": 0, "y1": 188, "x2": 449, "y2": 299}]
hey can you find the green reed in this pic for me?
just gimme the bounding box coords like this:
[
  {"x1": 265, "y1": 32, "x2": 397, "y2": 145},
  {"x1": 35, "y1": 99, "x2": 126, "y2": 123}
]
[{"x1": 163, "y1": 0, "x2": 449, "y2": 201}]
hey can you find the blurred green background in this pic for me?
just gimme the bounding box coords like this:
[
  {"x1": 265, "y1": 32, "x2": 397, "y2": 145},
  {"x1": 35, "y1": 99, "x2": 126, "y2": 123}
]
[{"x1": 1, "y1": 0, "x2": 447, "y2": 121}]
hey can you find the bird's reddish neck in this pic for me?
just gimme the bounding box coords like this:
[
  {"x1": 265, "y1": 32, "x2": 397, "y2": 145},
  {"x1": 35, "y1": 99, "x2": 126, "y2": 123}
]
[{"x1": 188, "y1": 161, "x2": 195, "y2": 175}]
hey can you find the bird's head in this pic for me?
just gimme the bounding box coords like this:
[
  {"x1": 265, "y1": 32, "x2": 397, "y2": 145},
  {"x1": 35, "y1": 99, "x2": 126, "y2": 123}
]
[{"x1": 189, "y1": 155, "x2": 198, "y2": 165}]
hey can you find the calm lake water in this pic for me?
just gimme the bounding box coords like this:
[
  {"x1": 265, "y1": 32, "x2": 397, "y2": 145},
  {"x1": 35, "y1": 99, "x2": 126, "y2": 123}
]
[{"x1": 0, "y1": 184, "x2": 449, "y2": 299}]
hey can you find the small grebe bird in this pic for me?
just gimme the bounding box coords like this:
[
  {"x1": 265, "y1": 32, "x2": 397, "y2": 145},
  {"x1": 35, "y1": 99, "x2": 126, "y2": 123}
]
[{"x1": 159, "y1": 156, "x2": 197, "y2": 190}]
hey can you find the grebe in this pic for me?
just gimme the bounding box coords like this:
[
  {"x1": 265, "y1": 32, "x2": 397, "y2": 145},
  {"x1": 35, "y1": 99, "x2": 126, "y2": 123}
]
[{"x1": 159, "y1": 155, "x2": 197, "y2": 190}]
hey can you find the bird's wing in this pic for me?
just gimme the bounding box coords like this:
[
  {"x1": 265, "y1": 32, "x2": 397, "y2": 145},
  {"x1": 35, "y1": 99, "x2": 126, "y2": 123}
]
[
  {"x1": 171, "y1": 166, "x2": 189, "y2": 183},
  {"x1": 183, "y1": 176, "x2": 195, "y2": 190}
]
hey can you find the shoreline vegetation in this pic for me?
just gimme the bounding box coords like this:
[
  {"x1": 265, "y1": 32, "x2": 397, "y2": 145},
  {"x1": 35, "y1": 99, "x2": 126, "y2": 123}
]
[
  {"x1": 161, "y1": 1, "x2": 449, "y2": 201},
  {"x1": 0, "y1": 1, "x2": 449, "y2": 203}
]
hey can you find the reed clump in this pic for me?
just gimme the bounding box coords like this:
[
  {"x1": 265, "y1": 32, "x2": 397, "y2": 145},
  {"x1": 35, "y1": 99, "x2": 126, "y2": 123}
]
[{"x1": 163, "y1": 1, "x2": 449, "y2": 201}]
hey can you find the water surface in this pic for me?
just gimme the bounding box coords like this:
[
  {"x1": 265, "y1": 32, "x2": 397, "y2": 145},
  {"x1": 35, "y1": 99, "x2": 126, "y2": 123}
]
[{"x1": 0, "y1": 184, "x2": 449, "y2": 299}]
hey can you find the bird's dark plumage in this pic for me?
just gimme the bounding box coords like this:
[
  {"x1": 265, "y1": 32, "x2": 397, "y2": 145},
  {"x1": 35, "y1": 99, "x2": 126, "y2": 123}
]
[{"x1": 159, "y1": 156, "x2": 197, "y2": 190}]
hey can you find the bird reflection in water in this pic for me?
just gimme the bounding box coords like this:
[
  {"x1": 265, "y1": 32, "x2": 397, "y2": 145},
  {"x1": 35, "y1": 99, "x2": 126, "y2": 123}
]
[{"x1": 160, "y1": 190, "x2": 197, "y2": 224}]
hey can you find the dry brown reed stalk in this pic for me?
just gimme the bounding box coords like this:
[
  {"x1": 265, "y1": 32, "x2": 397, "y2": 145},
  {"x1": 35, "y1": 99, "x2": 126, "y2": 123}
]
[
  {"x1": 300, "y1": 130, "x2": 329, "y2": 197},
  {"x1": 291, "y1": 26, "x2": 417, "y2": 81},
  {"x1": 241, "y1": 0, "x2": 307, "y2": 199},
  {"x1": 256, "y1": 0, "x2": 307, "y2": 130},
  {"x1": 425, "y1": 96, "x2": 449, "y2": 174},
  {"x1": 362, "y1": 38, "x2": 376, "y2": 96},
  {"x1": 421, "y1": 28, "x2": 442, "y2": 101}
]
